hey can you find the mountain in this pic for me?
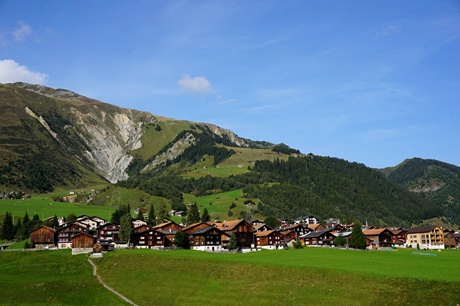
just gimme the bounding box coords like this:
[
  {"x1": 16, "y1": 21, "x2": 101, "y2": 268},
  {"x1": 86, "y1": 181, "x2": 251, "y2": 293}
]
[
  {"x1": 381, "y1": 158, "x2": 460, "y2": 225},
  {"x1": 0, "y1": 82, "x2": 273, "y2": 192},
  {"x1": 0, "y1": 82, "x2": 455, "y2": 226}
]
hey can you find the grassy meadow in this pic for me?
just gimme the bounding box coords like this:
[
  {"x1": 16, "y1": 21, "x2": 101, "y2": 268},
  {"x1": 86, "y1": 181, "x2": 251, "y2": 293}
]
[
  {"x1": 0, "y1": 250, "x2": 128, "y2": 305},
  {"x1": 1, "y1": 247, "x2": 459, "y2": 305},
  {"x1": 0, "y1": 196, "x2": 114, "y2": 222},
  {"x1": 94, "y1": 247, "x2": 460, "y2": 305}
]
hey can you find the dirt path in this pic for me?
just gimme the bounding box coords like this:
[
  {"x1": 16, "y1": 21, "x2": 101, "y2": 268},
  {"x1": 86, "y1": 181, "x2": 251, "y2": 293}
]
[{"x1": 87, "y1": 258, "x2": 138, "y2": 306}]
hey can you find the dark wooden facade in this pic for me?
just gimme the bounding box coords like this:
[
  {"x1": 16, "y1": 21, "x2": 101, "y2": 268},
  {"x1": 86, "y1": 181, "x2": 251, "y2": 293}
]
[
  {"x1": 97, "y1": 223, "x2": 120, "y2": 243},
  {"x1": 216, "y1": 219, "x2": 254, "y2": 248},
  {"x1": 30, "y1": 226, "x2": 57, "y2": 247},
  {"x1": 134, "y1": 229, "x2": 172, "y2": 248},
  {"x1": 57, "y1": 223, "x2": 89, "y2": 249},
  {"x1": 72, "y1": 232, "x2": 95, "y2": 248},
  {"x1": 191, "y1": 227, "x2": 229, "y2": 250},
  {"x1": 444, "y1": 232, "x2": 458, "y2": 249},
  {"x1": 363, "y1": 228, "x2": 393, "y2": 249},
  {"x1": 255, "y1": 230, "x2": 282, "y2": 248},
  {"x1": 300, "y1": 229, "x2": 335, "y2": 246}
]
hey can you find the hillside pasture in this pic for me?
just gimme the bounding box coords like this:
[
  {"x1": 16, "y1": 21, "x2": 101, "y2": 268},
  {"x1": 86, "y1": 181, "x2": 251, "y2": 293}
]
[
  {"x1": 0, "y1": 196, "x2": 114, "y2": 222},
  {"x1": 94, "y1": 248, "x2": 460, "y2": 305}
]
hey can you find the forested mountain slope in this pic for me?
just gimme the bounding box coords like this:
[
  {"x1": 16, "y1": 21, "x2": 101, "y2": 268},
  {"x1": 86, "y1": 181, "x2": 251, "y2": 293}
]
[{"x1": 381, "y1": 158, "x2": 460, "y2": 224}]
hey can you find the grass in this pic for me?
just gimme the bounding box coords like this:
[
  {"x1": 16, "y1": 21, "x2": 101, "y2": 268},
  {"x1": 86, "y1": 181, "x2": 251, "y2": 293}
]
[
  {"x1": 0, "y1": 196, "x2": 114, "y2": 222},
  {"x1": 0, "y1": 250, "x2": 128, "y2": 305},
  {"x1": 1, "y1": 248, "x2": 459, "y2": 305},
  {"x1": 183, "y1": 189, "x2": 263, "y2": 221},
  {"x1": 94, "y1": 248, "x2": 460, "y2": 306}
]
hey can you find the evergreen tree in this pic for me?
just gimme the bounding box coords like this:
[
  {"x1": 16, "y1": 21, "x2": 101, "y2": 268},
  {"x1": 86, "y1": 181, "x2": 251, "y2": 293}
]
[
  {"x1": 2, "y1": 212, "x2": 14, "y2": 240},
  {"x1": 334, "y1": 235, "x2": 347, "y2": 247},
  {"x1": 157, "y1": 202, "x2": 168, "y2": 223},
  {"x1": 187, "y1": 203, "x2": 200, "y2": 225},
  {"x1": 21, "y1": 212, "x2": 31, "y2": 238},
  {"x1": 350, "y1": 221, "x2": 366, "y2": 249},
  {"x1": 228, "y1": 231, "x2": 237, "y2": 250},
  {"x1": 32, "y1": 214, "x2": 41, "y2": 229},
  {"x1": 119, "y1": 214, "x2": 133, "y2": 242},
  {"x1": 51, "y1": 214, "x2": 59, "y2": 228},
  {"x1": 173, "y1": 231, "x2": 190, "y2": 249},
  {"x1": 14, "y1": 219, "x2": 22, "y2": 241},
  {"x1": 201, "y1": 207, "x2": 210, "y2": 222},
  {"x1": 147, "y1": 204, "x2": 156, "y2": 226},
  {"x1": 136, "y1": 209, "x2": 144, "y2": 221}
]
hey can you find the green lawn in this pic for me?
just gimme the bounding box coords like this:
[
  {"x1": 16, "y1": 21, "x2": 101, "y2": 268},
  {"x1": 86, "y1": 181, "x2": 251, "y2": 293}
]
[
  {"x1": 94, "y1": 248, "x2": 460, "y2": 305},
  {"x1": 0, "y1": 250, "x2": 128, "y2": 305}
]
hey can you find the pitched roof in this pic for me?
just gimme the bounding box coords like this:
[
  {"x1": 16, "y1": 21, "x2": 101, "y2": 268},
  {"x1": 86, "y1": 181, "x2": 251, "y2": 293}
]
[
  {"x1": 363, "y1": 228, "x2": 390, "y2": 236},
  {"x1": 255, "y1": 230, "x2": 276, "y2": 237},
  {"x1": 214, "y1": 219, "x2": 247, "y2": 231},
  {"x1": 30, "y1": 225, "x2": 56, "y2": 233},
  {"x1": 406, "y1": 225, "x2": 440, "y2": 234},
  {"x1": 300, "y1": 229, "x2": 332, "y2": 239}
]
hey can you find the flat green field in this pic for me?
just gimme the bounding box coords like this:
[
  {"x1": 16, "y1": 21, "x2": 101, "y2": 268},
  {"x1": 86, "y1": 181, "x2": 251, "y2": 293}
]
[{"x1": 94, "y1": 248, "x2": 460, "y2": 306}]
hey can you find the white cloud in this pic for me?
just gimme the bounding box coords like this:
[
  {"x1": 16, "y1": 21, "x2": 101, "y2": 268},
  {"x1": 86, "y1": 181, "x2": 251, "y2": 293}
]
[
  {"x1": 13, "y1": 21, "x2": 33, "y2": 42},
  {"x1": 177, "y1": 74, "x2": 214, "y2": 94},
  {"x1": 0, "y1": 59, "x2": 48, "y2": 84}
]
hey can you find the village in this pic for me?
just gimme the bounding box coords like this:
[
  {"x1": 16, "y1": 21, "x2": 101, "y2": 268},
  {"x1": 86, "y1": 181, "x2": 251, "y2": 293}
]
[{"x1": 28, "y1": 211, "x2": 460, "y2": 254}]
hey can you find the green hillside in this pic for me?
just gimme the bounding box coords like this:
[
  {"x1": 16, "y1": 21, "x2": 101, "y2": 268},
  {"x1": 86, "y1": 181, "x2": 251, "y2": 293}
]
[{"x1": 382, "y1": 158, "x2": 460, "y2": 225}]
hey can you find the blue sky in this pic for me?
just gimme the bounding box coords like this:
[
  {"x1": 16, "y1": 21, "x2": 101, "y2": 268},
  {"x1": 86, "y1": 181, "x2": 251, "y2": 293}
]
[{"x1": 1, "y1": 1, "x2": 459, "y2": 168}]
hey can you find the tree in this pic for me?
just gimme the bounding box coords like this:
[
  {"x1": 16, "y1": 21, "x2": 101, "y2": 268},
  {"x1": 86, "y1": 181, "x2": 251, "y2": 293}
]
[
  {"x1": 334, "y1": 235, "x2": 347, "y2": 247},
  {"x1": 2, "y1": 212, "x2": 14, "y2": 240},
  {"x1": 228, "y1": 231, "x2": 237, "y2": 250},
  {"x1": 136, "y1": 208, "x2": 144, "y2": 221},
  {"x1": 21, "y1": 212, "x2": 31, "y2": 239},
  {"x1": 201, "y1": 207, "x2": 210, "y2": 222},
  {"x1": 14, "y1": 219, "x2": 22, "y2": 241},
  {"x1": 173, "y1": 231, "x2": 190, "y2": 249},
  {"x1": 187, "y1": 203, "x2": 200, "y2": 225},
  {"x1": 50, "y1": 214, "x2": 59, "y2": 228},
  {"x1": 66, "y1": 213, "x2": 77, "y2": 222},
  {"x1": 350, "y1": 221, "x2": 366, "y2": 249},
  {"x1": 264, "y1": 216, "x2": 279, "y2": 228},
  {"x1": 147, "y1": 204, "x2": 156, "y2": 226},
  {"x1": 119, "y1": 214, "x2": 133, "y2": 242},
  {"x1": 293, "y1": 239, "x2": 304, "y2": 249},
  {"x1": 111, "y1": 204, "x2": 131, "y2": 224},
  {"x1": 157, "y1": 202, "x2": 168, "y2": 223}
]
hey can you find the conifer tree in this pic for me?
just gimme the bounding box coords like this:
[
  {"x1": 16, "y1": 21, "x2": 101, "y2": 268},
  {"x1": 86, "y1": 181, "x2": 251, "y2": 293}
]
[
  {"x1": 147, "y1": 204, "x2": 156, "y2": 226},
  {"x1": 187, "y1": 203, "x2": 200, "y2": 225},
  {"x1": 119, "y1": 213, "x2": 133, "y2": 242},
  {"x1": 2, "y1": 212, "x2": 14, "y2": 240},
  {"x1": 228, "y1": 231, "x2": 237, "y2": 250},
  {"x1": 201, "y1": 207, "x2": 210, "y2": 222},
  {"x1": 350, "y1": 221, "x2": 366, "y2": 249}
]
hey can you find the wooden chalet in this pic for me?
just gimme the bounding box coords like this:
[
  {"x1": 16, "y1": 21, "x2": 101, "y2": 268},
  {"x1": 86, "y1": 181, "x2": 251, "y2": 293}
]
[
  {"x1": 134, "y1": 224, "x2": 150, "y2": 233},
  {"x1": 215, "y1": 219, "x2": 254, "y2": 248},
  {"x1": 71, "y1": 232, "x2": 95, "y2": 248},
  {"x1": 56, "y1": 222, "x2": 89, "y2": 249},
  {"x1": 253, "y1": 223, "x2": 274, "y2": 233},
  {"x1": 363, "y1": 228, "x2": 393, "y2": 249},
  {"x1": 96, "y1": 222, "x2": 120, "y2": 247},
  {"x1": 307, "y1": 223, "x2": 326, "y2": 232},
  {"x1": 300, "y1": 229, "x2": 335, "y2": 246},
  {"x1": 152, "y1": 221, "x2": 182, "y2": 233},
  {"x1": 133, "y1": 229, "x2": 173, "y2": 249},
  {"x1": 388, "y1": 228, "x2": 406, "y2": 246},
  {"x1": 444, "y1": 232, "x2": 458, "y2": 249},
  {"x1": 405, "y1": 225, "x2": 444, "y2": 249},
  {"x1": 190, "y1": 227, "x2": 229, "y2": 251},
  {"x1": 255, "y1": 230, "x2": 282, "y2": 249},
  {"x1": 182, "y1": 222, "x2": 213, "y2": 235},
  {"x1": 30, "y1": 226, "x2": 57, "y2": 248},
  {"x1": 281, "y1": 223, "x2": 309, "y2": 240}
]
